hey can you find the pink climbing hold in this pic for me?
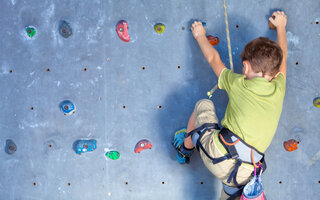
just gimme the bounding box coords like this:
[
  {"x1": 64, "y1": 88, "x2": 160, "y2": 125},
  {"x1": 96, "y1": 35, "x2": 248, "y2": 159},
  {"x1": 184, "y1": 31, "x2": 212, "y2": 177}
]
[
  {"x1": 134, "y1": 139, "x2": 152, "y2": 153},
  {"x1": 116, "y1": 20, "x2": 130, "y2": 42}
]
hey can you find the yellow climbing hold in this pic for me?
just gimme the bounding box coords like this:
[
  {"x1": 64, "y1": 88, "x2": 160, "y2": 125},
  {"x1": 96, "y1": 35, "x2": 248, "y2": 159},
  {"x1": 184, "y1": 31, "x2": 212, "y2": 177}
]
[
  {"x1": 154, "y1": 23, "x2": 165, "y2": 34},
  {"x1": 313, "y1": 97, "x2": 320, "y2": 108}
]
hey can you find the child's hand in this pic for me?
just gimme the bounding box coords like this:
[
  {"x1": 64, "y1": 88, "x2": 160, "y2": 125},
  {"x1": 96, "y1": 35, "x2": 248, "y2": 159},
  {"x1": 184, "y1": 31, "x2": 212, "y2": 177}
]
[
  {"x1": 191, "y1": 21, "x2": 206, "y2": 39},
  {"x1": 269, "y1": 11, "x2": 287, "y2": 29}
]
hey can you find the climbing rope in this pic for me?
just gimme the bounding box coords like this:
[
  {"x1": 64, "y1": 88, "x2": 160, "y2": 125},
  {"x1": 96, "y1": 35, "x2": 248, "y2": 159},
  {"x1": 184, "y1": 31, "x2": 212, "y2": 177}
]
[{"x1": 207, "y1": 0, "x2": 233, "y2": 98}]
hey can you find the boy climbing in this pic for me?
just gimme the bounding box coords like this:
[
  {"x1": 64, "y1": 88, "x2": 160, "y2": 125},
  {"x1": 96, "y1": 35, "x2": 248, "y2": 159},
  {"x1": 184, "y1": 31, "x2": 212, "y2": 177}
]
[{"x1": 173, "y1": 11, "x2": 287, "y2": 200}]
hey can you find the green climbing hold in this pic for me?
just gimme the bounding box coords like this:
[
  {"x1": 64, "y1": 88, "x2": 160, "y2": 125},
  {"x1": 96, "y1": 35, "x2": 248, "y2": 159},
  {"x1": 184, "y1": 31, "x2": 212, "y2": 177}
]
[
  {"x1": 105, "y1": 151, "x2": 120, "y2": 160},
  {"x1": 26, "y1": 26, "x2": 36, "y2": 38},
  {"x1": 154, "y1": 23, "x2": 165, "y2": 34},
  {"x1": 313, "y1": 97, "x2": 320, "y2": 108}
]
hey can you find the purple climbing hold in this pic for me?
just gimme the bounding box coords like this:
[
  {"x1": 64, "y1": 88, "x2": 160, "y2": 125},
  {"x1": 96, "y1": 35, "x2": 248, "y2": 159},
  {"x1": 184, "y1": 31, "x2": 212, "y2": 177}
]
[{"x1": 5, "y1": 139, "x2": 17, "y2": 155}]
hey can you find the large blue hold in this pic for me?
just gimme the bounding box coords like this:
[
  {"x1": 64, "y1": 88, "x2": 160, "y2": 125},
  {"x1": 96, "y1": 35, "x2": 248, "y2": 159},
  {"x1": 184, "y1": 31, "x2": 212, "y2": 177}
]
[{"x1": 73, "y1": 139, "x2": 97, "y2": 154}]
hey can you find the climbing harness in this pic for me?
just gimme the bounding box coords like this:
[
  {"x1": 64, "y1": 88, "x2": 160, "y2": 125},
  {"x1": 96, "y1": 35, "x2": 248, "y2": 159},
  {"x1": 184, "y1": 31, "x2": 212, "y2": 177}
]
[
  {"x1": 185, "y1": 124, "x2": 267, "y2": 189},
  {"x1": 207, "y1": 0, "x2": 233, "y2": 98}
]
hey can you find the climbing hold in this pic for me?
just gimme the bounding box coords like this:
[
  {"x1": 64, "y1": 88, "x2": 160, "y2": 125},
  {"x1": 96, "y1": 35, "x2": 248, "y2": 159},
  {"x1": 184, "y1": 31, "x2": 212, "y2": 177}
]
[
  {"x1": 73, "y1": 139, "x2": 97, "y2": 154},
  {"x1": 116, "y1": 20, "x2": 130, "y2": 42},
  {"x1": 5, "y1": 139, "x2": 17, "y2": 155},
  {"x1": 207, "y1": 35, "x2": 219, "y2": 46},
  {"x1": 134, "y1": 139, "x2": 152, "y2": 153},
  {"x1": 269, "y1": 15, "x2": 276, "y2": 30},
  {"x1": 283, "y1": 139, "x2": 299, "y2": 152},
  {"x1": 26, "y1": 26, "x2": 36, "y2": 38},
  {"x1": 59, "y1": 100, "x2": 76, "y2": 115},
  {"x1": 59, "y1": 20, "x2": 72, "y2": 38},
  {"x1": 313, "y1": 97, "x2": 320, "y2": 108},
  {"x1": 154, "y1": 23, "x2": 165, "y2": 34},
  {"x1": 105, "y1": 151, "x2": 120, "y2": 160},
  {"x1": 189, "y1": 21, "x2": 206, "y2": 32}
]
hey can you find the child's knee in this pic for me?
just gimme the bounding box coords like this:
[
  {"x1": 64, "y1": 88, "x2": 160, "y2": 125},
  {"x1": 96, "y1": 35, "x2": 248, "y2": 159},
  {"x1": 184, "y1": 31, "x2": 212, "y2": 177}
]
[{"x1": 195, "y1": 99, "x2": 215, "y2": 112}]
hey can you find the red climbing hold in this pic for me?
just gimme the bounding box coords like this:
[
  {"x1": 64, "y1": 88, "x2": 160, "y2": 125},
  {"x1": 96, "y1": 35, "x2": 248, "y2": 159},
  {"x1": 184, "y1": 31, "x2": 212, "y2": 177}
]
[
  {"x1": 207, "y1": 35, "x2": 219, "y2": 46},
  {"x1": 134, "y1": 139, "x2": 152, "y2": 153},
  {"x1": 116, "y1": 20, "x2": 130, "y2": 42},
  {"x1": 283, "y1": 139, "x2": 299, "y2": 152}
]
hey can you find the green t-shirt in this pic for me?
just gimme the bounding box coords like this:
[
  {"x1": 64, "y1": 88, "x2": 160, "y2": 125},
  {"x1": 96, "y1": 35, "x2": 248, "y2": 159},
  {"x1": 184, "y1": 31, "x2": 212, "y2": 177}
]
[{"x1": 218, "y1": 68, "x2": 286, "y2": 153}]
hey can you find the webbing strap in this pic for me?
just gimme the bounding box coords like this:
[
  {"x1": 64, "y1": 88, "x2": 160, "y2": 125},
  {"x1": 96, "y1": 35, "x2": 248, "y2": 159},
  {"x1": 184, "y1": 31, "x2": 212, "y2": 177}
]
[
  {"x1": 219, "y1": 130, "x2": 239, "y2": 160},
  {"x1": 197, "y1": 140, "x2": 231, "y2": 164},
  {"x1": 226, "y1": 188, "x2": 244, "y2": 200},
  {"x1": 227, "y1": 159, "x2": 242, "y2": 188},
  {"x1": 184, "y1": 123, "x2": 220, "y2": 138}
]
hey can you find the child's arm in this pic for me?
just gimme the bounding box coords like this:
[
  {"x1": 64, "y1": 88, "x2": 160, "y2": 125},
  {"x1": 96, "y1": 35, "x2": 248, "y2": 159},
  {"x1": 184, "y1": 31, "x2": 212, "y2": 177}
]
[
  {"x1": 269, "y1": 11, "x2": 288, "y2": 78},
  {"x1": 191, "y1": 21, "x2": 226, "y2": 78}
]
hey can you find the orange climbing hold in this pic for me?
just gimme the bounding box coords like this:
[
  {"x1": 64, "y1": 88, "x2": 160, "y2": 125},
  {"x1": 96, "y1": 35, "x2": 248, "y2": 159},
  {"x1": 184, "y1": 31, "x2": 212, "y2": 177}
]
[
  {"x1": 283, "y1": 139, "x2": 299, "y2": 152},
  {"x1": 207, "y1": 35, "x2": 219, "y2": 46}
]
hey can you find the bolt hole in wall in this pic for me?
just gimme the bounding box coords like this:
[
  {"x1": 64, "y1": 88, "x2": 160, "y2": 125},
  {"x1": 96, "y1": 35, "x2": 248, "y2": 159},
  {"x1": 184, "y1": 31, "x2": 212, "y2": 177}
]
[
  {"x1": 157, "y1": 105, "x2": 162, "y2": 109},
  {"x1": 142, "y1": 66, "x2": 146, "y2": 70},
  {"x1": 236, "y1": 24, "x2": 239, "y2": 28},
  {"x1": 33, "y1": 182, "x2": 36, "y2": 186},
  {"x1": 177, "y1": 65, "x2": 181, "y2": 69},
  {"x1": 162, "y1": 181, "x2": 165, "y2": 184},
  {"x1": 122, "y1": 105, "x2": 126, "y2": 109},
  {"x1": 279, "y1": 181, "x2": 282, "y2": 184},
  {"x1": 200, "y1": 181, "x2": 204, "y2": 185},
  {"x1": 9, "y1": 70, "x2": 13, "y2": 73},
  {"x1": 30, "y1": 106, "x2": 34, "y2": 110},
  {"x1": 295, "y1": 62, "x2": 299, "y2": 65},
  {"x1": 48, "y1": 144, "x2": 52, "y2": 148},
  {"x1": 125, "y1": 182, "x2": 128, "y2": 185},
  {"x1": 83, "y1": 67, "x2": 87, "y2": 71},
  {"x1": 46, "y1": 68, "x2": 50, "y2": 72},
  {"x1": 316, "y1": 20, "x2": 319, "y2": 24},
  {"x1": 67, "y1": 182, "x2": 71, "y2": 186}
]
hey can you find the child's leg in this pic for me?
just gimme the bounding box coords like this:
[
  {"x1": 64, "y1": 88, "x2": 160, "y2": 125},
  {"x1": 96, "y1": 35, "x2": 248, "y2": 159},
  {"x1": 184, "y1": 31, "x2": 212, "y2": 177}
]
[{"x1": 184, "y1": 112, "x2": 196, "y2": 149}]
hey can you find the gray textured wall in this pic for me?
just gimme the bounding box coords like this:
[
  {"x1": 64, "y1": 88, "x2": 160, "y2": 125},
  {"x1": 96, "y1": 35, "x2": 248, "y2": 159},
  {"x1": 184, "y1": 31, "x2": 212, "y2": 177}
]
[{"x1": 0, "y1": 0, "x2": 319, "y2": 199}]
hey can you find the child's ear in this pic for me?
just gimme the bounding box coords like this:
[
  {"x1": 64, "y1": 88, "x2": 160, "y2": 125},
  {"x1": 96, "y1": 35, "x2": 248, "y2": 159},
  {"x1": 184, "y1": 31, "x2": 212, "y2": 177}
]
[{"x1": 242, "y1": 61, "x2": 250, "y2": 74}]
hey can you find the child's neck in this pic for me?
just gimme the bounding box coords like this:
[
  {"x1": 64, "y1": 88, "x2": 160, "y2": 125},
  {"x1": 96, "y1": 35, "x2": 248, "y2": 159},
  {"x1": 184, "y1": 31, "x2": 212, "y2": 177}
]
[{"x1": 245, "y1": 72, "x2": 273, "y2": 81}]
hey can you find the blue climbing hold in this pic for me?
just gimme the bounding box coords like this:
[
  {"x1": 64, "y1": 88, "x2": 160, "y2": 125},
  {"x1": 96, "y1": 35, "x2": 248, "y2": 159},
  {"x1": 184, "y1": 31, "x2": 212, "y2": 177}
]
[
  {"x1": 73, "y1": 139, "x2": 97, "y2": 154},
  {"x1": 5, "y1": 139, "x2": 17, "y2": 155},
  {"x1": 59, "y1": 100, "x2": 76, "y2": 115},
  {"x1": 188, "y1": 20, "x2": 206, "y2": 32}
]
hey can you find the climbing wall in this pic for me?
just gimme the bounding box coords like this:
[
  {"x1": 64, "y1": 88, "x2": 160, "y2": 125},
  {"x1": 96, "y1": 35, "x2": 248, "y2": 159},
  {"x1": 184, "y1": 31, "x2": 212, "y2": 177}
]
[{"x1": 0, "y1": 0, "x2": 319, "y2": 199}]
